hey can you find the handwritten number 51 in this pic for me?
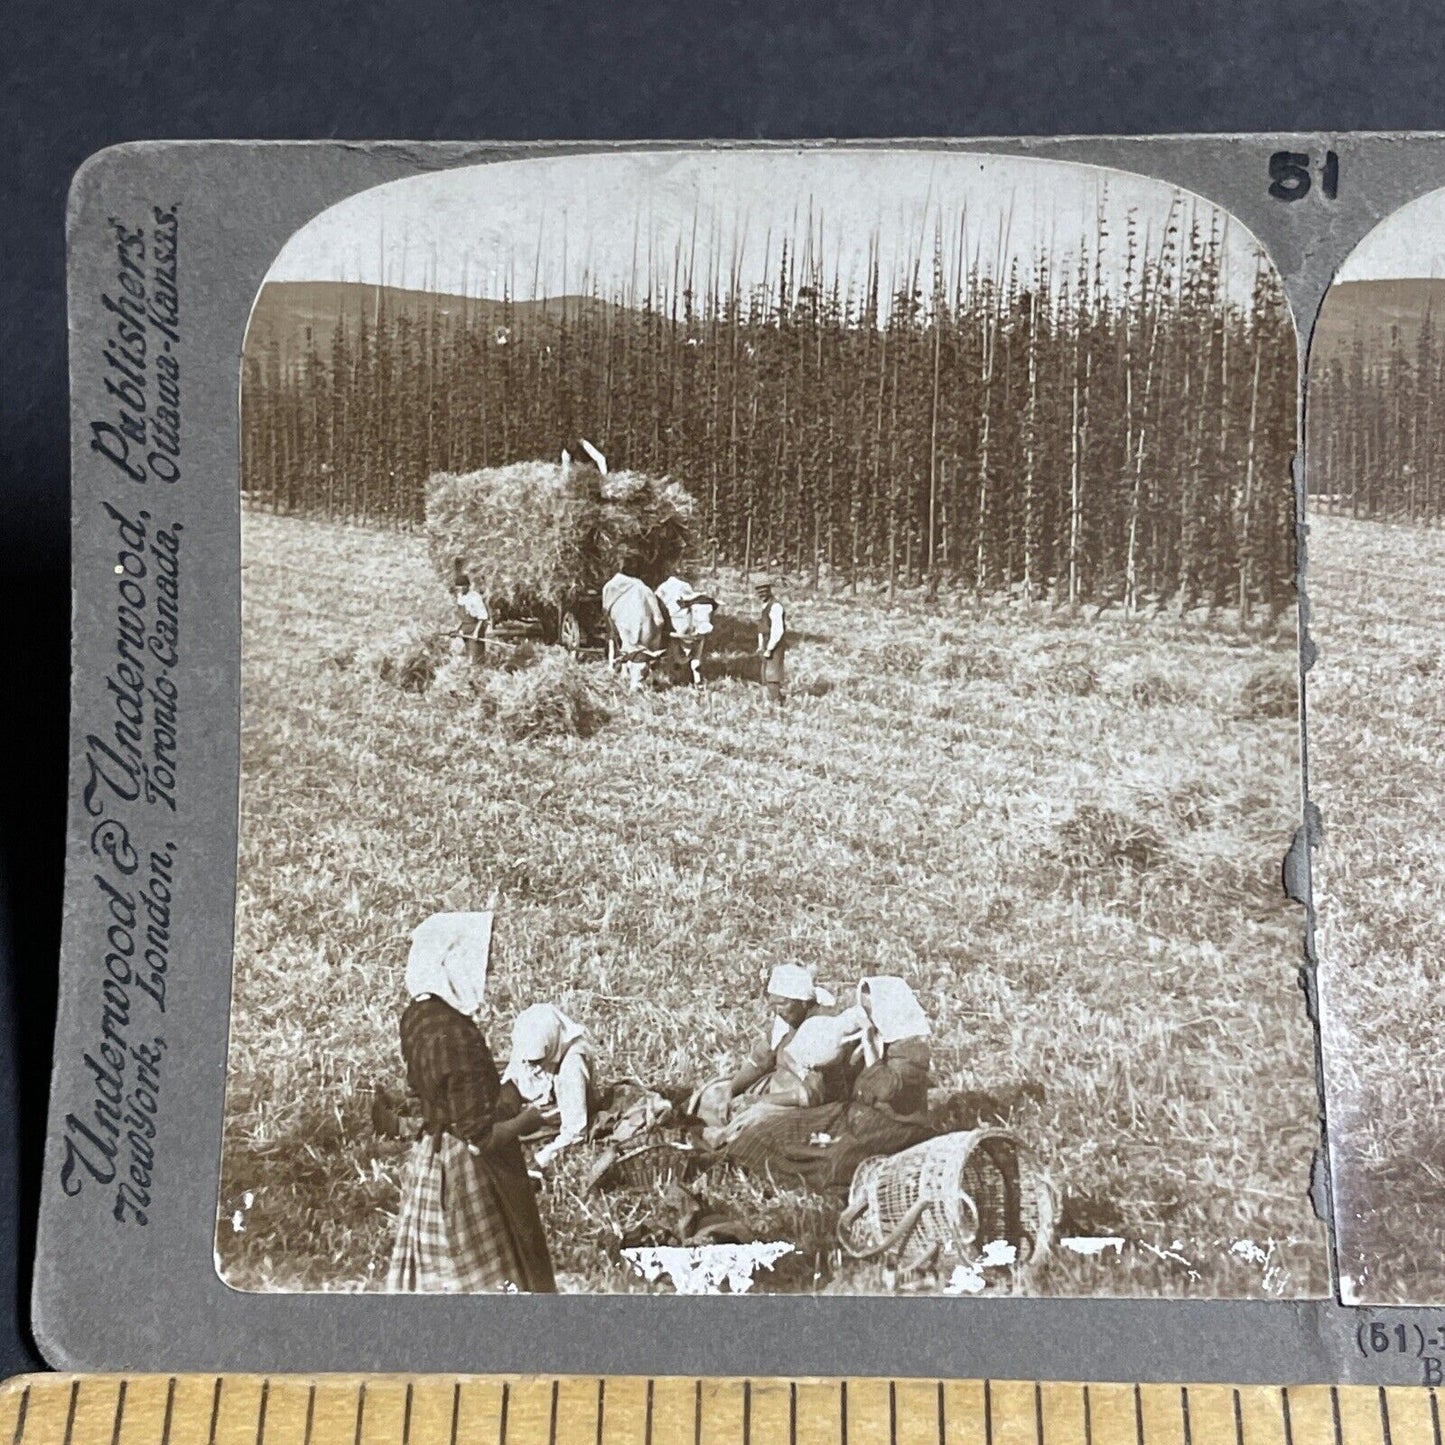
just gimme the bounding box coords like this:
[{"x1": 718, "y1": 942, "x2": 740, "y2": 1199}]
[{"x1": 1269, "y1": 150, "x2": 1339, "y2": 201}]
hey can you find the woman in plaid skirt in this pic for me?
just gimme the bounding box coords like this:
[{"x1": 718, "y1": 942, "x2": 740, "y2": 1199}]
[{"x1": 387, "y1": 915, "x2": 557, "y2": 1293}]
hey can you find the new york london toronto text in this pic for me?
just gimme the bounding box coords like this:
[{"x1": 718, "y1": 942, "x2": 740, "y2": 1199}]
[{"x1": 62, "y1": 204, "x2": 184, "y2": 1224}]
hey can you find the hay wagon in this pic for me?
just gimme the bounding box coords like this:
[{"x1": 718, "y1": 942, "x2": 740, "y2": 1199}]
[
  {"x1": 486, "y1": 587, "x2": 610, "y2": 657},
  {"x1": 426, "y1": 442, "x2": 694, "y2": 663}
]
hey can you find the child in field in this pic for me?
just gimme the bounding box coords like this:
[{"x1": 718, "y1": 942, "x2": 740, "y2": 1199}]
[{"x1": 452, "y1": 574, "x2": 490, "y2": 665}]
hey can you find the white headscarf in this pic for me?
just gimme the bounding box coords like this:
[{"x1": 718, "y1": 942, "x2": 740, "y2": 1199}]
[
  {"x1": 767, "y1": 963, "x2": 836, "y2": 1006},
  {"x1": 511, "y1": 1002, "x2": 587, "y2": 1066},
  {"x1": 857, "y1": 976, "x2": 930, "y2": 1043},
  {"x1": 403, "y1": 912, "x2": 494, "y2": 1016},
  {"x1": 503, "y1": 1002, "x2": 588, "y2": 1094},
  {"x1": 766, "y1": 964, "x2": 837, "y2": 1048}
]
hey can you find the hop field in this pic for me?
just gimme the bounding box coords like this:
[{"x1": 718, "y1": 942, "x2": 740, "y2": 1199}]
[{"x1": 217, "y1": 507, "x2": 1327, "y2": 1297}]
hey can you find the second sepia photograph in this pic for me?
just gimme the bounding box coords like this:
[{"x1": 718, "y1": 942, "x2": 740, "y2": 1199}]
[{"x1": 217, "y1": 149, "x2": 1322, "y2": 1299}]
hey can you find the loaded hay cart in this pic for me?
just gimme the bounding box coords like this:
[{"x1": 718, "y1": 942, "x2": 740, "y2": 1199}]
[{"x1": 425, "y1": 442, "x2": 696, "y2": 659}]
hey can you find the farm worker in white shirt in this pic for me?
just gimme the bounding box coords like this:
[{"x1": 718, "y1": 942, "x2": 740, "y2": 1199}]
[
  {"x1": 452, "y1": 574, "x2": 490, "y2": 665},
  {"x1": 656, "y1": 574, "x2": 717, "y2": 688},
  {"x1": 755, "y1": 578, "x2": 787, "y2": 707}
]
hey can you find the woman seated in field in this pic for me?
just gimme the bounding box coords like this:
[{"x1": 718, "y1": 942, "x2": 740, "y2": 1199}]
[
  {"x1": 718, "y1": 973, "x2": 937, "y2": 1192},
  {"x1": 501, "y1": 1002, "x2": 601, "y2": 1170},
  {"x1": 693, "y1": 965, "x2": 849, "y2": 1139},
  {"x1": 387, "y1": 915, "x2": 557, "y2": 1294},
  {"x1": 727, "y1": 964, "x2": 841, "y2": 1101},
  {"x1": 850, "y1": 975, "x2": 932, "y2": 1118}
]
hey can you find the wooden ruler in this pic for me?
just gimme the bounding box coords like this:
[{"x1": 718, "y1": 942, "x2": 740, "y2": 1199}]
[{"x1": 0, "y1": 1378, "x2": 1439, "y2": 1445}]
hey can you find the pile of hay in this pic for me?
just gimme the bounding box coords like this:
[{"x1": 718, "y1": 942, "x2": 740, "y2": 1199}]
[
  {"x1": 370, "y1": 634, "x2": 612, "y2": 741},
  {"x1": 1238, "y1": 664, "x2": 1297, "y2": 719},
  {"x1": 425, "y1": 457, "x2": 695, "y2": 621},
  {"x1": 368, "y1": 625, "x2": 454, "y2": 694},
  {"x1": 489, "y1": 651, "x2": 612, "y2": 741},
  {"x1": 1055, "y1": 803, "x2": 1167, "y2": 877}
]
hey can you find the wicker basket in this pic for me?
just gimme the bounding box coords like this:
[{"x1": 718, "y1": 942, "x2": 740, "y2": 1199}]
[
  {"x1": 585, "y1": 1138, "x2": 703, "y2": 1195},
  {"x1": 836, "y1": 1128, "x2": 1057, "y2": 1281}
]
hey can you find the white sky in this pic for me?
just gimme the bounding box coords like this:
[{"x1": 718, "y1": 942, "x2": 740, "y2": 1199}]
[
  {"x1": 1336, "y1": 188, "x2": 1445, "y2": 282},
  {"x1": 266, "y1": 150, "x2": 1271, "y2": 311}
]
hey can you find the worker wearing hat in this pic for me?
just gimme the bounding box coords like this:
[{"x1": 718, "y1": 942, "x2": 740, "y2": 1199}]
[
  {"x1": 452, "y1": 572, "x2": 490, "y2": 666},
  {"x1": 755, "y1": 577, "x2": 787, "y2": 707}
]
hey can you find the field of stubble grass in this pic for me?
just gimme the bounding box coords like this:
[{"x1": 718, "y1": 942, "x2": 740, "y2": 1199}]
[
  {"x1": 1311, "y1": 514, "x2": 1445, "y2": 1304},
  {"x1": 216, "y1": 508, "x2": 1327, "y2": 1298}
]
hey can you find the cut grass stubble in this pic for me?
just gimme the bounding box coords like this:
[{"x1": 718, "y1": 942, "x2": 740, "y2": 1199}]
[{"x1": 218, "y1": 509, "x2": 1327, "y2": 1298}]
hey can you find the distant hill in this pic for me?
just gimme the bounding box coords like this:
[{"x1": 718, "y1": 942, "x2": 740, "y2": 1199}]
[
  {"x1": 245, "y1": 281, "x2": 630, "y2": 357},
  {"x1": 1311, "y1": 278, "x2": 1445, "y2": 365}
]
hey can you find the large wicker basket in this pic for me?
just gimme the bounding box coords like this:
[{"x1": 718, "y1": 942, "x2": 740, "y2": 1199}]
[{"x1": 836, "y1": 1128, "x2": 1057, "y2": 1282}]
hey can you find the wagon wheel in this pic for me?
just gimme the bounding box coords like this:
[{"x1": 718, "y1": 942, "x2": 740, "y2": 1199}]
[{"x1": 559, "y1": 608, "x2": 583, "y2": 655}]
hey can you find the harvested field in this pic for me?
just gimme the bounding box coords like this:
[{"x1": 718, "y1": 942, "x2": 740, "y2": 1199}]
[
  {"x1": 1310, "y1": 512, "x2": 1445, "y2": 1304},
  {"x1": 217, "y1": 507, "x2": 1328, "y2": 1297}
]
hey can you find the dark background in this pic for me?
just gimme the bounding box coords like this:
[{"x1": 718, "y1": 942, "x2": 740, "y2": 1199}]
[{"x1": 4, "y1": 0, "x2": 1443, "y2": 1376}]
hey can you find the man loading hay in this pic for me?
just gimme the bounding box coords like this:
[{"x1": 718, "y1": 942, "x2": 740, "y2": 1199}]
[
  {"x1": 655, "y1": 573, "x2": 717, "y2": 688},
  {"x1": 452, "y1": 573, "x2": 491, "y2": 665}
]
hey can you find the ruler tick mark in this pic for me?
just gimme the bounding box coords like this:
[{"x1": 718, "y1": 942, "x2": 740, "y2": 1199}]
[
  {"x1": 303, "y1": 1385, "x2": 316, "y2": 1445},
  {"x1": 1134, "y1": 1384, "x2": 1145, "y2": 1445},
  {"x1": 842, "y1": 1379, "x2": 849, "y2": 1445},
  {"x1": 160, "y1": 1379, "x2": 176, "y2": 1445},
  {"x1": 494, "y1": 1383, "x2": 504, "y2": 1445},
  {"x1": 11, "y1": 1385, "x2": 27, "y2": 1445},
  {"x1": 1084, "y1": 1385, "x2": 1094, "y2": 1445},
  {"x1": 694, "y1": 1379, "x2": 702, "y2": 1445},
  {"x1": 1332, "y1": 1387, "x2": 1344, "y2": 1445},
  {"x1": 62, "y1": 1382, "x2": 79, "y2": 1445},
  {"x1": 1282, "y1": 1388, "x2": 1295, "y2": 1445},
  {"x1": 1232, "y1": 1390, "x2": 1243, "y2": 1445},
  {"x1": 744, "y1": 1380, "x2": 752, "y2": 1445},
  {"x1": 986, "y1": 1379, "x2": 995, "y2": 1445},
  {"x1": 1035, "y1": 1383, "x2": 1044, "y2": 1445},
  {"x1": 937, "y1": 1382, "x2": 946, "y2": 1445},
  {"x1": 255, "y1": 1383, "x2": 269, "y2": 1445},
  {"x1": 791, "y1": 1382, "x2": 798, "y2": 1445},
  {"x1": 595, "y1": 1380, "x2": 604, "y2": 1445},
  {"x1": 110, "y1": 1381, "x2": 126, "y2": 1445},
  {"x1": 1380, "y1": 1388, "x2": 1394, "y2": 1445},
  {"x1": 888, "y1": 1380, "x2": 897, "y2": 1445},
  {"x1": 645, "y1": 1379, "x2": 653, "y2": 1445},
  {"x1": 549, "y1": 1381, "x2": 559, "y2": 1445},
  {"x1": 1429, "y1": 1391, "x2": 1441, "y2": 1445},
  {"x1": 355, "y1": 1383, "x2": 367, "y2": 1445},
  {"x1": 402, "y1": 1383, "x2": 412, "y2": 1445}
]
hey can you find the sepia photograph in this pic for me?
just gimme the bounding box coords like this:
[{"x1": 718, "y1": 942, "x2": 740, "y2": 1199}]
[
  {"x1": 1308, "y1": 192, "x2": 1445, "y2": 1305},
  {"x1": 215, "y1": 149, "x2": 1323, "y2": 1299}
]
